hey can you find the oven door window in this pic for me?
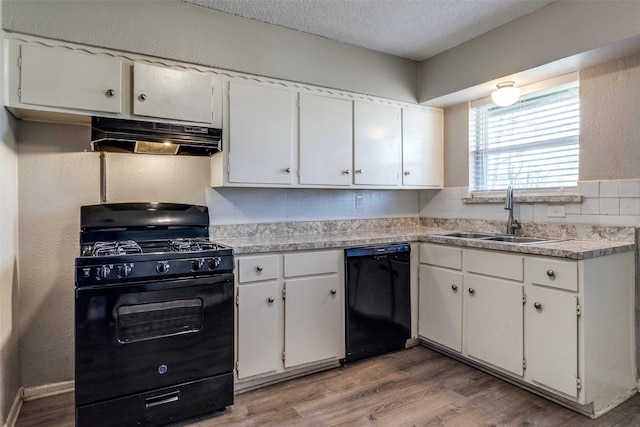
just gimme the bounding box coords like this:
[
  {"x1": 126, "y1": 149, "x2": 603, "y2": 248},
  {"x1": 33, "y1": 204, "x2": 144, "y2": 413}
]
[{"x1": 116, "y1": 299, "x2": 203, "y2": 343}]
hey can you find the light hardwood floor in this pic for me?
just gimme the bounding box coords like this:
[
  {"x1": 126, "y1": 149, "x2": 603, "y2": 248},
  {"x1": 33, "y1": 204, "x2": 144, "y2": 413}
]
[{"x1": 16, "y1": 346, "x2": 640, "y2": 426}]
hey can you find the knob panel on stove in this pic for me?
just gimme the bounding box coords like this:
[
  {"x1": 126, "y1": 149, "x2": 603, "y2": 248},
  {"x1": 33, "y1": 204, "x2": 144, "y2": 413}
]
[
  {"x1": 156, "y1": 261, "x2": 170, "y2": 274},
  {"x1": 97, "y1": 265, "x2": 111, "y2": 279}
]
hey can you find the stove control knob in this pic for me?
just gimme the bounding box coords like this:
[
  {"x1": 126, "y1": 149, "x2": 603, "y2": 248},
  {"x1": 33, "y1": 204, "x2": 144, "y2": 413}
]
[
  {"x1": 118, "y1": 264, "x2": 133, "y2": 277},
  {"x1": 97, "y1": 265, "x2": 111, "y2": 280},
  {"x1": 192, "y1": 259, "x2": 205, "y2": 271},
  {"x1": 156, "y1": 261, "x2": 170, "y2": 274},
  {"x1": 209, "y1": 257, "x2": 222, "y2": 269}
]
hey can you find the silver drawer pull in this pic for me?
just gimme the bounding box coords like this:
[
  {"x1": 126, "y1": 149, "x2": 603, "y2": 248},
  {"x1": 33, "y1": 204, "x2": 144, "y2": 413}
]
[
  {"x1": 105, "y1": 89, "x2": 116, "y2": 97},
  {"x1": 268, "y1": 296, "x2": 275, "y2": 303},
  {"x1": 330, "y1": 289, "x2": 337, "y2": 295},
  {"x1": 145, "y1": 391, "x2": 179, "y2": 409},
  {"x1": 256, "y1": 265, "x2": 264, "y2": 272},
  {"x1": 139, "y1": 93, "x2": 147, "y2": 101},
  {"x1": 534, "y1": 302, "x2": 542, "y2": 310},
  {"x1": 468, "y1": 288, "x2": 475, "y2": 295},
  {"x1": 546, "y1": 270, "x2": 555, "y2": 278},
  {"x1": 451, "y1": 284, "x2": 458, "y2": 292}
]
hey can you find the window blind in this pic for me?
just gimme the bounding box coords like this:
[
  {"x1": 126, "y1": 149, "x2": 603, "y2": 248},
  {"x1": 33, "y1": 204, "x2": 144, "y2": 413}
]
[{"x1": 469, "y1": 81, "x2": 579, "y2": 192}]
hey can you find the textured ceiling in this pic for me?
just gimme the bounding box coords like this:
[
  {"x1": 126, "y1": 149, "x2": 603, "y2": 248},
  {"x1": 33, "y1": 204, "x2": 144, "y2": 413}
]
[{"x1": 182, "y1": 0, "x2": 554, "y2": 61}]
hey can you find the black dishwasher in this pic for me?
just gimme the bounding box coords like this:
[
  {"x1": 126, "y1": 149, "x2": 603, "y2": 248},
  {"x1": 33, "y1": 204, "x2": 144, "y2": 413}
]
[{"x1": 343, "y1": 243, "x2": 411, "y2": 363}]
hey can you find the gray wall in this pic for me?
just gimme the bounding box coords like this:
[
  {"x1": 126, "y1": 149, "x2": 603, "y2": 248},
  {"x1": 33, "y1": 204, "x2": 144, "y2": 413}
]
[
  {"x1": 2, "y1": 0, "x2": 418, "y2": 102},
  {"x1": 419, "y1": 1, "x2": 640, "y2": 104},
  {"x1": 0, "y1": 5, "x2": 20, "y2": 423},
  {"x1": 442, "y1": 52, "x2": 640, "y2": 187}
]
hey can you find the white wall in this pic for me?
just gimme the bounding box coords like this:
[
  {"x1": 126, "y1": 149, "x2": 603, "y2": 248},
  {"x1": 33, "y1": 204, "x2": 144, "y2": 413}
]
[
  {"x1": 1, "y1": 0, "x2": 418, "y2": 103},
  {"x1": 439, "y1": 52, "x2": 640, "y2": 192},
  {"x1": 418, "y1": 1, "x2": 640, "y2": 104},
  {"x1": 208, "y1": 188, "x2": 419, "y2": 224},
  {"x1": 0, "y1": 12, "x2": 20, "y2": 424},
  {"x1": 580, "y1": 54, "x2": 640, "y2": 181}
]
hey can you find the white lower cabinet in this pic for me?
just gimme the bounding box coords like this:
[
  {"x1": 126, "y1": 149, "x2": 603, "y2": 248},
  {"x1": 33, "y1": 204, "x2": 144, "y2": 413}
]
[
  {"x1": 464, "y1": 274, "x2": 523, "y2": 376},
  {"x1": 235, "y1": 250, "x2": 344, "y2": 384},
  {"x1": 526, "y1": 286, "x2": 578, "y2": 398},
  {"x1": 284, "y1": 275, "x2": 342, "y2": 368},
  {"x1": 418, "y1": 243, "x2": 635, "y2": 417},
  {"x1": 237, "y1": 281, "x2": 280, "y2": 379}
]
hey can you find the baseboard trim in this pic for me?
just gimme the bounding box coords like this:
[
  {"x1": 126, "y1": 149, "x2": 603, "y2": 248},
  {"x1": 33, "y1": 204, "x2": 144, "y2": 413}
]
[
  {"x1": 22, "y1": 380, "x2": 74, "y2": 402},
  {"x1": 3, "y1": 387, "x2": 24, "y2": 427}
]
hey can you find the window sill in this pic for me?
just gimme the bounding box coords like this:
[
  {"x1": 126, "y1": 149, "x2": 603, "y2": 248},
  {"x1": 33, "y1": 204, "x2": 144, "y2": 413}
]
[{"x1": 463, "y1": 193, "x2": 583, "y2": 205}]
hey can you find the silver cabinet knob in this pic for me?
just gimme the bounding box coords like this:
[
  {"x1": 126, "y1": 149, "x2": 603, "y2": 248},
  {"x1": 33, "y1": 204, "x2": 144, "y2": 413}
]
[
  {"x1": 546, "y1": 270, "x2": 555, "y2": 278},
  {"x1": 330, "y1": 289, "x2": 337, "y2": 295},
  {"x1": 355, "y1": 169, "x2": 363, "y2": 174},
  {"x1": 284, "y1": 167, "x2": 291, "y2": 173},
  {"x1": 105, "y1": 89, "x2": 116, "y2": 97},
  {"x1": 468, "y1": 288, "x2": 475, "y2": 295},
  {"x1": 343, "y1": 169, "x2": 350, "y2": 175},
  {"x1": 256, "y1": 265, "x2": 264, "y2": 272},
  {"x1": 534, "y1": 302, "x2": 542, "y2": 310},
  {"x1": 451, "y1": 284, "x2": 458, "y2": 292},
  {"x1": 404, "y1": 171, "x2": 411, "y2": 176},
  {"x1": 139, "y1": 93, "x2": 147, "y2": 101},
  {"x1": 267, "y1": 296, "x2": 274, "y2": 303}
]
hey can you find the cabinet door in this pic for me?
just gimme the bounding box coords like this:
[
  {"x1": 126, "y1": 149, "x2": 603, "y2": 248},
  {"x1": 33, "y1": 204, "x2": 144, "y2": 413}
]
[
  {"x1": 20, "y1": 44, "x2": 122, "y2": 114},
  {"x1": 353, "y1": 101, "x2": 401, "y2": 186},
  {"x1": 133, "y1": 63, "x2": 213, "y2": 123},
  {"x1": 228, "y1": 82, "x2": 295, "y2": 185},
  {"x1": 402, "y1": 108, "x2": 443, "y2": 187},
  {"x1": 299, "y1": 93, "x2": 352, "y2": 186},
  {"x1": 465, "y1": 275, "x2": 524, "y2": 376},
  {"x1": 418, "y1": 265, "x2": 463, "y2": 352},
  {"x1": 284, "y1": 275, "x2": 342, "y2": 368},
  {"x1": 527, "y1": 286, "x2": 578, "y2": 398},
  {"x1": 237, "y1": 282, "x2": 280, "y2": 379}
]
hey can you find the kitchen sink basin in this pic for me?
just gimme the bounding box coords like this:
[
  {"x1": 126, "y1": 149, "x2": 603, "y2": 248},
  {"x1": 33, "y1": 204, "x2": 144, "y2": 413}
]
[
  {"x1": 435, "y1": 232, "x2": 497, "y2": 239},
  {"x1": 480, "y1": 236, "x2": 550, "y2": 244},
  {"x1": 433, "y1": 232, "x2": 557, "y2": 245}
]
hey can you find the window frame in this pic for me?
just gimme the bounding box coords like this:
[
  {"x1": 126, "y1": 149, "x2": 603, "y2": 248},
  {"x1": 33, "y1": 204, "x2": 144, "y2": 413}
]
[{"x1": 468, "y1": 73, "x2": 580, "y2": 195}]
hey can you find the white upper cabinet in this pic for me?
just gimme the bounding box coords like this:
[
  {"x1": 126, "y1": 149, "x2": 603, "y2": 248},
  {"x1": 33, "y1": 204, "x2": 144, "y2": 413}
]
[
  {"x1": 353, "y1": 101, "x2": 402, "y2": 186},
  {"x1": 402, "y1": 108, "x2": 443, "y2": 188},
  {"x1": 299, "y1": 93, "x2": 352, "y2": 186},
  {"x1": 19, "y1": 44, "x2": 123, "y2": 114},
  {"x1": 132, "y1": 63, "x2": 213, "y2": 124},
  {"x1": 227, "y1": 81, "x2": 295, "y2": 185}
]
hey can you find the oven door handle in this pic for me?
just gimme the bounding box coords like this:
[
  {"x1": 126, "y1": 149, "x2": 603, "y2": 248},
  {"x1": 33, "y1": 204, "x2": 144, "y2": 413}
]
[{"x1": 145, "y1": 390, "x2": 180, "y2": 409}]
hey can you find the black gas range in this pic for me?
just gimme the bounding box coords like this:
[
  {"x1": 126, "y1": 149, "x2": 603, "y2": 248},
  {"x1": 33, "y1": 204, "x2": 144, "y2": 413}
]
[{"x1": 74, "y1": 203, "x2": 234, "y2": 427}]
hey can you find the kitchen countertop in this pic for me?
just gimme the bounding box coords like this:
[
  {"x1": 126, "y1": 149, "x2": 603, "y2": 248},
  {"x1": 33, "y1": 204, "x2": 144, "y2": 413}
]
[{"x1": 215, "y1": 226, "x2": 636, "y2": 260}]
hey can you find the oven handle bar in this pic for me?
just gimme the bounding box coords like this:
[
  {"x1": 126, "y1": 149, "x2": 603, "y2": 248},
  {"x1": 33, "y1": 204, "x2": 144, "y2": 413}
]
[{"x1": 145, "y1": 390, "x2": 180, "y2": 409}]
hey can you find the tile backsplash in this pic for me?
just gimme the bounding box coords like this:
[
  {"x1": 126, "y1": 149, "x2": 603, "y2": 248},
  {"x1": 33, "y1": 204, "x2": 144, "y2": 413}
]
[
  {"x1": 206, "y1": 180, "x2": 640, "y2": 228},
  {"x1": 420, "y1": 180, "x2": 640, "y2": 227}
]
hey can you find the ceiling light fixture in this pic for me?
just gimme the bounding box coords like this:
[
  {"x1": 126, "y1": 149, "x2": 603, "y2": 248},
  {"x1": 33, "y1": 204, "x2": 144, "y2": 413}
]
[{"x1": 491, "y1": 81, "x2": 521, "y2": 107}]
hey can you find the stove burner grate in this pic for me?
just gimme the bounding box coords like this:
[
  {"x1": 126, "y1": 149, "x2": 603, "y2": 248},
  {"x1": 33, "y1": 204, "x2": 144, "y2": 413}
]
[
  {"x1": 168, "y1": 238, "x2": 219, "y2": 252},
  {"x1": 89, "y1": 240, "x2": 143, "y2": 257}
]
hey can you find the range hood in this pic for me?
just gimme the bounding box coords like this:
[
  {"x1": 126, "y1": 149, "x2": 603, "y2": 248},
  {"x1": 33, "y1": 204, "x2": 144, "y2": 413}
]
[{"x1": 91, "y1": 117, "x2": 222, "y2": 156}]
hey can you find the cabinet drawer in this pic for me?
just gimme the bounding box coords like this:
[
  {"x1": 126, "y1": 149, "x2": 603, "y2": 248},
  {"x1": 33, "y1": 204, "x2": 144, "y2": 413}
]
[
  {"x1": 284, "y1": 250, "x2": 340, "y2": 277},
  {"x1": 466, "y1": 250, "x2": 523, "y2": 281},
  {"x1": 238, "y1": 255, "x2": 278, "y2": 283},
  {"x1": 420, "y1": 244, "x2": 462, "y2": 270},
  {"x1": 527, "y1": 257, "x2": 578, "y2": 291}
]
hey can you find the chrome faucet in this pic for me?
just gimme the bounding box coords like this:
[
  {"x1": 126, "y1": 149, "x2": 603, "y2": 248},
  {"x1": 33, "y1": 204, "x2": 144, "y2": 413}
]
[{"x1": 505, "y1": 186, "x2": 521, "y2": 235}]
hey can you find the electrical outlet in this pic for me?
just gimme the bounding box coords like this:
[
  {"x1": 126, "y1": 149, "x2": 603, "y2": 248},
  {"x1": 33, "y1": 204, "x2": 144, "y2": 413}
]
[
  {"x1": 547, "y1": 205, "x2": 566, "y2": 218},
  {"x1": 355, "y1": 193, "x2": 363, "y2": 210}
]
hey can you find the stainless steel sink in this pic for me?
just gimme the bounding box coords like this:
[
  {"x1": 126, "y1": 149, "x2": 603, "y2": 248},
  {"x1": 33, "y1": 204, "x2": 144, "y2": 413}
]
[
  {"x1": 433, "y1": 232, "x2": 556, "y2": 245},
  {"x1": 435, "y1": 232, "x2": 497, "y2": 239},
  {"x1": 480, "y1": 236, "x2": 550, "y2": 244}
]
